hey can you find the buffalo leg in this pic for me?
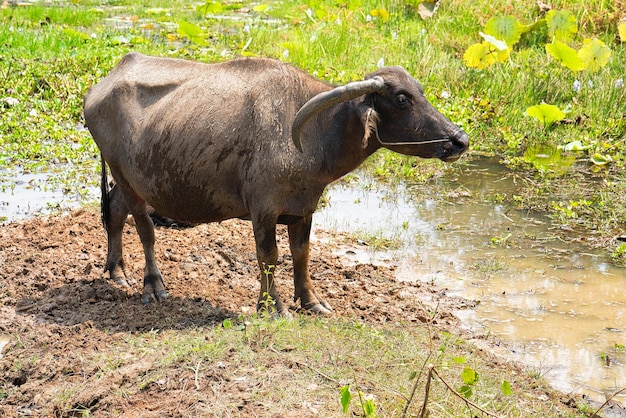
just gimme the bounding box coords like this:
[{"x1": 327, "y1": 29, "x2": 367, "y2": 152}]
[
  {"x1": 288, "y1": 216, "x2": 332, "y2": 314},
  {"x1": 104, "y1": 184, "x2": 130, "y2": 286},
  {"x1": 252, "y1": 214, "x2": 287, "y2": 316},
  {"x1": 110, "y1": 173, "x2": 168, "y2": 305}
]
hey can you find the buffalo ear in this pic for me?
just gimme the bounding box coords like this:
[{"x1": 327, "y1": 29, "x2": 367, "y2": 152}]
[{"x1": 359, "y1": 105, "x2": 380, "y2": 149}]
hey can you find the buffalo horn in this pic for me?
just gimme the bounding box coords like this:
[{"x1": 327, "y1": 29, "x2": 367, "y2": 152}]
[{"x1": 291, "y1": 76, "x2": 385, "y2": 152}]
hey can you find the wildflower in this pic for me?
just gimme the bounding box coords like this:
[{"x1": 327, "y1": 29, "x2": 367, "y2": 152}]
[
  {"x1": 377, "y1": 57, "x2": 385, "y2": 68},
  {"x1": 588, "y1": 80, "x2": 594, "y2": 89},
  {"x1": 440, "y1": 91, "x2": 450, "y2": 99},
  {"x1": 572, "y1": 79, "x2": 581, "y2": 93},
  {"x1": 283, "y1": 50, "x2": 289, "y2": 59},
  {"x1": 366, "y1": 15, "x2": 372, "y2": 22},
  {"x1": 615, "y1": 78, "x2": 624, "y2": 88}
]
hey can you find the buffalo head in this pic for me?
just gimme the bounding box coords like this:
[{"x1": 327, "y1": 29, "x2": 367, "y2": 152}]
[{"x1": 292, "y1": 66, "x2": 468, "y2": 162}]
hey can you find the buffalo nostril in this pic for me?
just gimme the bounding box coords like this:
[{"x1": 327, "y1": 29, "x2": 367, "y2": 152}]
[{"x1": 453, "y1": 131, "x2": 469, "y2": 151}]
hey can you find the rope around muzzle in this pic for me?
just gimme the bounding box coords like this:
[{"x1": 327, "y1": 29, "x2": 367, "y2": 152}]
[
  {"x1": 364, "y1": 99, "x2": 452, "y2": 148},
  {"x1": 366, "y1": 111, "x2": 451, "y2": 147}
]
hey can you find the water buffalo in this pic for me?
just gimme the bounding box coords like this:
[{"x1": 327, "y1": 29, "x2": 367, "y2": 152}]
[{"x1": 84, "y1": 52, "x2": 468, "y2": 315}]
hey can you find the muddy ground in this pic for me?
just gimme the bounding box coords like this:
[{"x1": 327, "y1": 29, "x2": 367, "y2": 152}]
[{"x1": 0, "y1": 209, "x2": 598, "y2": 417}]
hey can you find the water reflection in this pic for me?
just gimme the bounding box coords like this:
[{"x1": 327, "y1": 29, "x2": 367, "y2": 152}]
[{"x1": 314, "y1": 157, "x2": 626, "y2": 404}]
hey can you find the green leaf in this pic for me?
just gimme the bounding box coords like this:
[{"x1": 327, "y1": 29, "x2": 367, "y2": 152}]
[
  {"x1": 252, "y1": 4, "x2": 268, "y2": 12},
  {"x1": 525, "y1": 103, "x2": 566, "y2": 126},
  {"x1": 545, "y1": 40, "x2": 584, "y2": 71},
  {"x1": 590, "y1": 153, "x2": 613, "y2": 166},
  {"x1": 484, "y1": 15, "x2": 523, "y2": 47},
  {"x1": 363, "y1": 398, "x2": 377, "y2": 417},
  {"x1": 461, "y1": 367, "x2": 479, "y2": 385},
  {"x1": 452, "y1": 356, "x2": 467, "y2": 364},
  {"x1": 563, "y1": 140, "x2": 586, "y2": 151},
  {"x1": 463, "y1": 42, "x2": 497, "y2": 69},
  {"x1": 340, "y1": 385, "x2": 351, "y2": 414},
  {"x1": 501, "y1": 380, "x2": 513, "y2": 396},
  {"x1": 578, "y1": 38, "x2": 611, "y2": 72},
  {"x1": 546, "y1": 10, "x2": 578, "y2": 42},
  {"x1": 619, "y1": 20, "x2": 626, "y2": 42},
  {"x1": 197, "y1": 1, "x2": 223, "y2": 15},
  {"x1": 459, "y1": 384, "x2": 473, "y2": 398},
  {"x1": 177, "y1": 21, "x2": 207, "y2": 46},
  {"x1": 479, "y1": 32, "x2": 507, "y2": 51},
  {"x1": 408, "y1": 370, "x2": 418, "y2": 380}
]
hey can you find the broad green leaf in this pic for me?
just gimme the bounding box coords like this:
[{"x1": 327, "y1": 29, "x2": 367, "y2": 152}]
[
  {"x1": 461, "y1": 367, "x2": 479, "y2": 385},
  {"x1": 525, "y1": 103, "x2": 565, "y2": 125},
  {"x1": 177, "y1": 21, "x2": 207, "y2": 46},
  {"x1": 177, "y1": 21, "x2": 202, "y2": 38},
  {"x1": 340, "y1": 385, "x2": 351, "y2": 413},
  {"x1": 479, "y1": 32, "x2": 507, "y2": 51},
  {"x1": 563, "y1": 140, "x2": 586, "y2": 151},
  {"x1": 501, "y1": 380, "x2": 513, "y2": 396},
  {"x1": 197, "y1": 1, "x2": 223, "y2": 15},
  {"x1": 545, "y1": 40, "x2": 584, "y2": 71},
  {"x1": 590, "y1": 153, "x2": 613, "y2": 166},
  {"x1": 452, "y1": 356, "x2": 467, "y2": 364},
  {"x1": 463, "y1": 42, "x2": 497, "y2": 69},
  {"x1": 370, "y1": 8, "x2": 389, "y2": 22},
  {"x1": 252, "y1": 4, "x2": 268, "y2": 12},
  {"x1": 484, "y1": 15, "x2": 523, "y2": 47},
  {"x1": 408, "y1": 370, "x2": 418, "y2": 380},
  {"x1": 619, "y1": 20, "x2": 626, "y2": 42},
  {"x1": 578, "y1": 38, "x2": 611, "y2": 72},
  {"x1": 546, "y1": 10, "x2": 577, "y2": 42}
]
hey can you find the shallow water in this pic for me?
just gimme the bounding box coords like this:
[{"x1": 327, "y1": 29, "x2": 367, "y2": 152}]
[
  {"x1": 314, "y1": 158, "x2": 626, "y2": 404},
  {"x1": 2, "y1": 158, "x2": 625, "y2": 404},
  {"x1": 0, "y1": 171, "x2": 95, "y2": 222}
]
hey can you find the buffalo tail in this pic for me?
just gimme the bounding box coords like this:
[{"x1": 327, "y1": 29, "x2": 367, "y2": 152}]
[{"x1": 100, "y1": 155, "x2": 110, "y2": 231}]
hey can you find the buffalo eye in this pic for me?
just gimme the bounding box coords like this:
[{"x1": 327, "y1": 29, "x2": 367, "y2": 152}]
[{"x1": 396, "y1": 94, "x2": 410, "y2": 107}]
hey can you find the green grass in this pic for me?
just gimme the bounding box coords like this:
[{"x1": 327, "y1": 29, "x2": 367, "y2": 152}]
[{"x1": 36, "y1": 314, "x2": 587, "y2": 416}]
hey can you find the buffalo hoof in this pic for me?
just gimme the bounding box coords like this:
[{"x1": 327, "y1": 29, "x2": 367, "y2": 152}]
[
  {"x1": 302, "y1": 300, "x2": 333, "y2": 315},
  {"x1": 113, "y1": 277, "x2": 129, "y2": 287},
  {"x1": 141, "y1": 290, "x2": 169, "y2": 305}
]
